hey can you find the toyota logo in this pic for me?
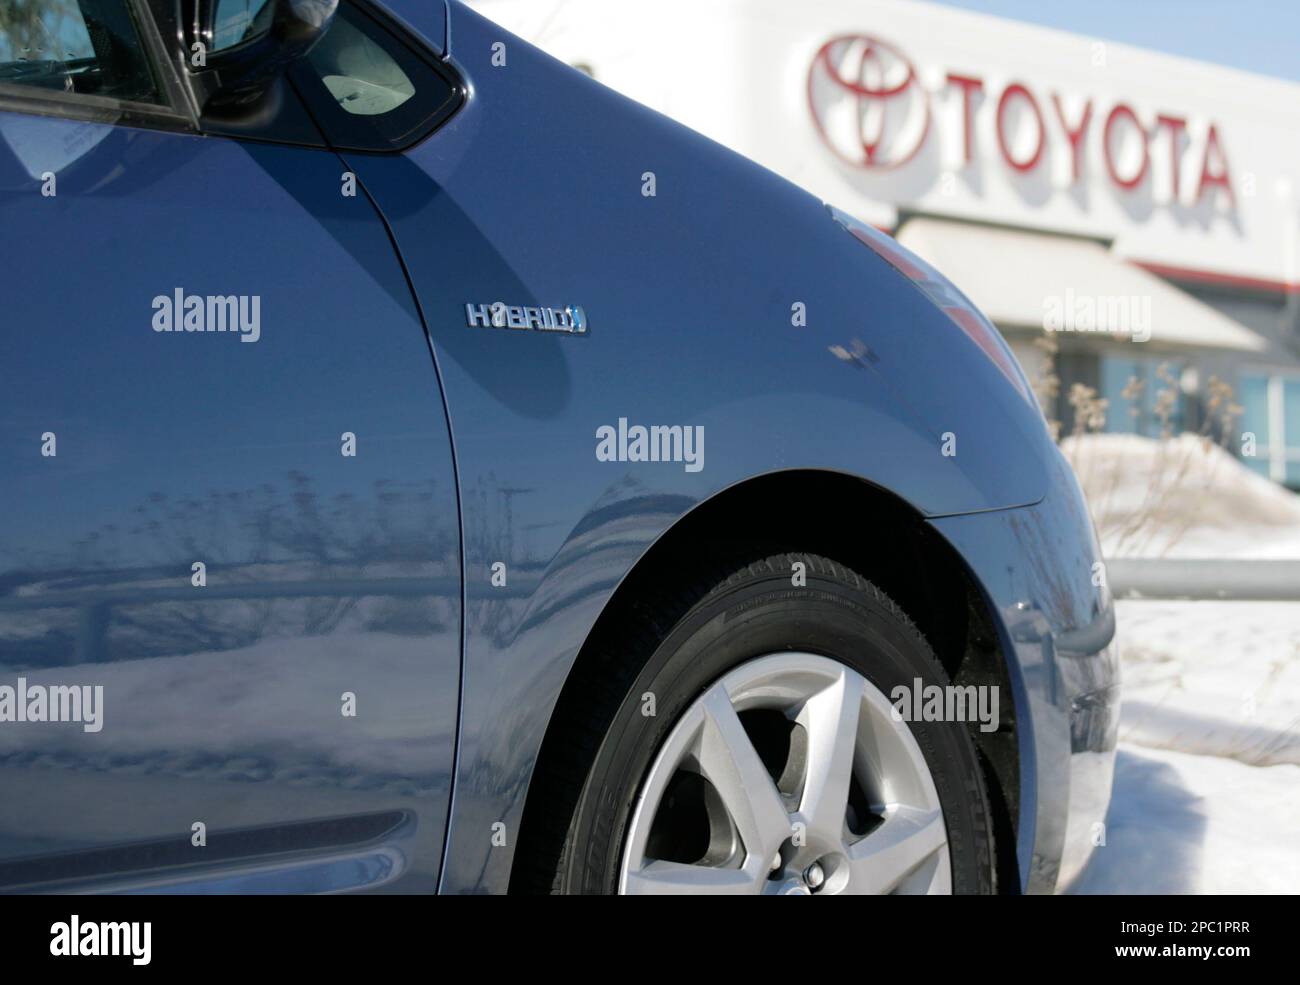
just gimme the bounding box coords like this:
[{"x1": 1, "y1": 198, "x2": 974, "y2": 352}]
[{"x1": 807, "y1": 34, "x2": 931, "y2": 170}]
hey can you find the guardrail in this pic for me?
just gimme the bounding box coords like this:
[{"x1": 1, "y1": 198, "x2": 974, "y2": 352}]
[{"x1": 1107, "y1": 558, "x2": 1300, "y2": 601}]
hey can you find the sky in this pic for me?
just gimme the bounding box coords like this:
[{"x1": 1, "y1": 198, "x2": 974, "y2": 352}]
[{"x1": 927, "y1": 0, "x2": 1300, "y2": 84}]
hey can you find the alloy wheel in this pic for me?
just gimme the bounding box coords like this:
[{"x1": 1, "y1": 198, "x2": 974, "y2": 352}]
[{"x1": 618, "y1": 652, "x2": 952, "y2": 895}]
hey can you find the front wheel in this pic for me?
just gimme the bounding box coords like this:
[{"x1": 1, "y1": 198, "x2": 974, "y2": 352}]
[{"x1": 538, "y1": 553, "x2": 997, "y2": 895}]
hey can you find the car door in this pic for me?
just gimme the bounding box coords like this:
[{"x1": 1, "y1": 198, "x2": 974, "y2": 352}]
[{"x1": 0, "y1": 0, "x2": 460, "y2": 892}]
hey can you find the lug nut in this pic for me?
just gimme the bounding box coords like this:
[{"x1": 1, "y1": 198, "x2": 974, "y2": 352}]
[{"x1": 804, "y1": 861, "x2": 825, "y2": 890}]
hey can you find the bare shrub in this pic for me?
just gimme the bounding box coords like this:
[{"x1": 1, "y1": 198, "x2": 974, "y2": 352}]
[{"x1": 1036, "y1": 338, "x2": 1243, "y2": 556}]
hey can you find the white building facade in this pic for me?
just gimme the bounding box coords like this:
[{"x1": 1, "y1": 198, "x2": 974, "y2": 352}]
[{"x1": 472, "y1": 0, "x2": 1300, "y2": 484}]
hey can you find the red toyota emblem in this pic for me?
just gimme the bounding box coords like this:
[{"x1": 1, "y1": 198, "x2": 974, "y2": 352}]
[{"x1": 807, "y1": 34, "x2": 931, "y2": 170}]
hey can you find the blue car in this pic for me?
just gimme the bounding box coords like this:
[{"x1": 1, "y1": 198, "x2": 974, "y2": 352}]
[{"x1": 0, "y1": 0, "x2": 1117, "y2": 895}]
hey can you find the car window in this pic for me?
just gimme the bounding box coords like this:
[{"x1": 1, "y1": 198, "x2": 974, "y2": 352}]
[
  {"x1": 313, "y1": 14, "x2": 413, "y2": 117},
  {"x1": 211, "y1": 0, "x2": 275, "y2": 53},
  {"x1": 0, "y1": 0, "x2": 160, "y2": 104},
  {"x1": 291, "y1": 1, "x2": 460, "y2": 152}
]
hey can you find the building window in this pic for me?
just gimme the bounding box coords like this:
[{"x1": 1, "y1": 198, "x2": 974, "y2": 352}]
[
  {"x1": 1240, "y1": 373, "x2": 1300, "y2": 486},
  {"x1": 1100, "y1": 356, "x2": 1186, "y2": 438}
]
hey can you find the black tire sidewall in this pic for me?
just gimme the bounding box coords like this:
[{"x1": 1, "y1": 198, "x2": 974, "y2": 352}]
[{"x1": 562, "y1": 561, "x2": 995, "y2": 894}]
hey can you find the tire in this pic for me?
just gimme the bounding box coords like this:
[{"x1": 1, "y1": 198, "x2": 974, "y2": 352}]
[{"x1": 525, "y1": 552, "x2": 996, "y2": 895}]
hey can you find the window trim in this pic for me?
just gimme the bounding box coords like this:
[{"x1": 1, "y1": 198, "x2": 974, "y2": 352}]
[
  {"x1": 289, "y1": 0, "x2": 465, "y2": 155},
  {"x1": 0, "y1": 0, "x2": 465, "y2": 149},
  {"x1": 0, "y1": 0, "x2": 197, "y2": 133},
  {"x1": 1240, "y1": 366, "x2": 1300, "y2": 484}
]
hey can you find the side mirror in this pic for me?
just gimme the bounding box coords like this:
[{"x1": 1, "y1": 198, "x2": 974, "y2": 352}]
[{"x1": 183, "y1": 0, "x2": 338, "y2": 112}]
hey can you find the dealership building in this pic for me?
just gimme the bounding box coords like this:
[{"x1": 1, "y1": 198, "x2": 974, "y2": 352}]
[{"x1": 472, "y1": 0, "x2": 1300, "y2": 485}]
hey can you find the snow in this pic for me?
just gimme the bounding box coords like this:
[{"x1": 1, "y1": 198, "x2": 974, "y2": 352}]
[
  {"x1": 1062, "y1": 432, "x2": 1300, "y2": 558},
  {"x1": 1061, "y1": 434, "x2": 1300, "y2": 894},
  {"x1": 1068, "y1": 745, "x2": 1300, "y2": 894}
]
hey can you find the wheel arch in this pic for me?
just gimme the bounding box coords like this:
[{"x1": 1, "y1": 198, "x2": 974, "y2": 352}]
[{"x1": 509, "y1": 468, "x2": 1024, "y2": 892}]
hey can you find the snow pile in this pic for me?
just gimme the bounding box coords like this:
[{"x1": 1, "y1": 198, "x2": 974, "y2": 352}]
[
  {"x1": 1069, "y1": 597, "x2": 1300, "y2": 894},
  {"x1": 1061, "y1": 432, "x2": 1300, "y2": 557},
  {"x1": 1060, "y1": 434, "x2": 1300, "y2": 893},
  {"x1": 1068, "y1": 745, "x2": 1300, "y2": 894}
]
